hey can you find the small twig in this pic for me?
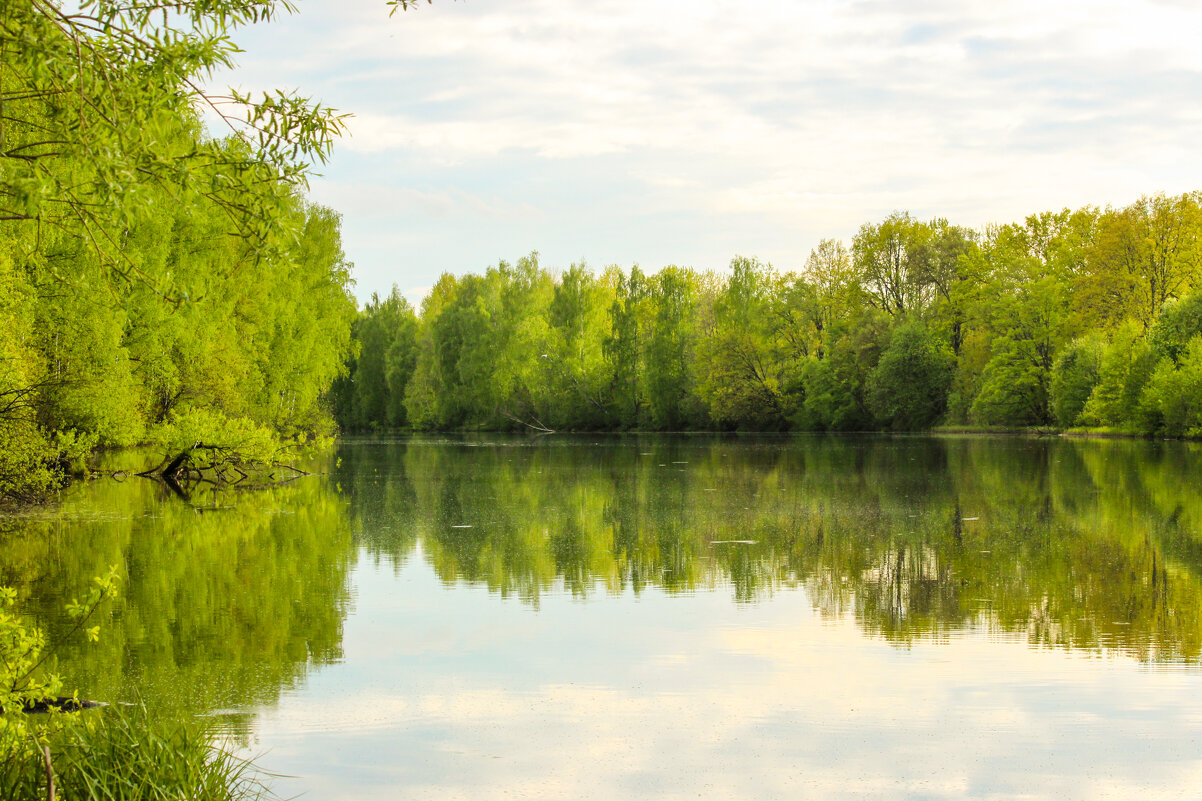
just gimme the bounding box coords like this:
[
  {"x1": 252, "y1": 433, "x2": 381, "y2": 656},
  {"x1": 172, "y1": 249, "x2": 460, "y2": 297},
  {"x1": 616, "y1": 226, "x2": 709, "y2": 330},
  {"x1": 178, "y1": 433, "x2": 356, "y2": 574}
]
[{"x1": 41, "y1": 743, "x2": 55, "y2": 801}]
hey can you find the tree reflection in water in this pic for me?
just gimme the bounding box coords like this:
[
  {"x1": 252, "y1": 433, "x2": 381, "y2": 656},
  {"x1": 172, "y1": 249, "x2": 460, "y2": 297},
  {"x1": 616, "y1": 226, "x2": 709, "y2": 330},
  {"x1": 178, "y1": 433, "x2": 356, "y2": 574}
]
[
  {"x1": 344, "y1": 435, "x2": 1202, "y2": 661},
  {"x1": 2, "y1": 434, "x2": 1201, "y2": 728}
]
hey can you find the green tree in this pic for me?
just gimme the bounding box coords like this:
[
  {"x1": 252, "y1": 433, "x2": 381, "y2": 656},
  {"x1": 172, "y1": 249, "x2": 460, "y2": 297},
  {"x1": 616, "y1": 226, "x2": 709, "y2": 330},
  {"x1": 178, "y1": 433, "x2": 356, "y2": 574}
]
[
  {"x1": 867, "y1": 322, "x2": 953, "y2": 430},
  {"x1": 853, "y1": 212, "x2": 933, "y2": 316},
  {"x1": 698, "y1": 257, "x2": 787, "y2": 429},
  {"x1": 545, "y1": 264, "x2": 612, "y2": 429},
  {"x1": 338, "y1": 289, "x2": 417, "y2": 429},
  {"x1": 1049, "y1": 334, "x2": 1105, "y2": 427},
  {"x1": 1138, "y1": 339, "x2": 1202, "y2": 437},
  {"x1": 603, "y1": 266, "x2": 651, "y2": 428},
  {"x1": 1, "y1": 0, "x2": 347, "y2": 283},
  {"x1": 644, "y1": 267, "x2": 704, "y2": 429},
  {"x1": 1078, "y1": 325, "x2": 1156, "y2": 429},
  {"x1": 794, "y1": 313, "x2": 886, "y2": 431},
  {"x1": 970, "y1": 335, "x2": 1052, "y2": 426},
  {"x1": 1149, "y1": 291, "x2": 1202, "y2": 364},
  {"x1": 1089, "y1": 194, "x2": 1201, "y2": 330}
]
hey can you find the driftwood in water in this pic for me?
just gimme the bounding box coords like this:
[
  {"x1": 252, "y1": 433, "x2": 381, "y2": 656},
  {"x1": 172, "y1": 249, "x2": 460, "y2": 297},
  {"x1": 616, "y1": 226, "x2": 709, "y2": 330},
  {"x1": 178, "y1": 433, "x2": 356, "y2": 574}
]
[
  {"x1": 137, "y1": 442, "x2": 309, "y2": 500},
  {"x1": 20, "y1": 696, "x2": 107, "y2": 714},
  {"x1": 0, "y1": 696, "x2": 106, "y2": 714}
]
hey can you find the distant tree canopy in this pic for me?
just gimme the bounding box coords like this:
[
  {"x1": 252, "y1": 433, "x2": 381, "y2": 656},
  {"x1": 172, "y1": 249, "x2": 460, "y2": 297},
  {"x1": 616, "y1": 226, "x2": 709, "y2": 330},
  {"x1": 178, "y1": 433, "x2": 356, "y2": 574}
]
[
  {"x1": 5, "y1": 3, "x2": 1202, "y2": 505},
  {"x1": 340, "y1": 193, "x2": 1202, "y2": 438}
]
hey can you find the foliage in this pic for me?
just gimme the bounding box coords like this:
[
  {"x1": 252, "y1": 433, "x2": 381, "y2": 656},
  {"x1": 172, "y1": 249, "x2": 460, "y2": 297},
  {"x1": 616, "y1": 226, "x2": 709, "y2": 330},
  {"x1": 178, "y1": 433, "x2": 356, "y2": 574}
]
[
  {"x1": 1050, "y1": 334, "x2": 1104, "y2": 427},
  {"x1": 867, "y1": 322, "x2": 953, "y2": 430},
  {"x1": 1138, "y1": 338, "x2": 1202, "y2": 437},
  {"x1": 970, "y1": 336, "x2": 1051, "y2": 426},
  {"x1": 603, "y1": 266, "x2": 650, "y2": 428},
  {"x1": 1089, "y1": 194, "x2": 1201, "y2": 329},
  {"x1": 334, "y1": 288, "x2": 417, "y2": 430},
  {"x1": 644, "y1": 267, "x2": 705, "y2": 429},
  {"x1": 1077, "y1": 323, "x2": 1156, "y2": 429},
  {"x1": 0, "y1": 1, "x2": 363, "y2": 502},
  {"x1": 698, "y1": 257, "x2": 787, "y2": 429},
  {"x1": 146, "y1": 407, "x2": 290, "y2": 464},
  {"x1": 1149, "y1": 291, "x2": 1202, "y2": 364},
  {"x1": 0, "y1": 569, "x2": 118, "y2": 783},
  {"x1": 337, "y1": 192, "x2": 1202, "y2": 437},
  {"x1": 1, "y1": 0, "x2": 346, "y2": 276}
]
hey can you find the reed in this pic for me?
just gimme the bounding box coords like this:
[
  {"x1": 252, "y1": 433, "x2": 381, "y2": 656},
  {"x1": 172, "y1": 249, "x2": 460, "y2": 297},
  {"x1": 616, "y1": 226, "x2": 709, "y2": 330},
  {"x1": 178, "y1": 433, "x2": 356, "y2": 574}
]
[{"x1": 0, "y1": 704, "x2": 272, "y2": 801}]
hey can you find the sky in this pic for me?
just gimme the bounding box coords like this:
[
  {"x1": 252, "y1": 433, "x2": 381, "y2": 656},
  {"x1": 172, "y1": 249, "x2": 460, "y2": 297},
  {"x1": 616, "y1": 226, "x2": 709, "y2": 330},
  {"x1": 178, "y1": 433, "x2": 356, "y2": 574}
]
[{"x1": 209, "y1": 0, "x2": 1202, "y2": 307}]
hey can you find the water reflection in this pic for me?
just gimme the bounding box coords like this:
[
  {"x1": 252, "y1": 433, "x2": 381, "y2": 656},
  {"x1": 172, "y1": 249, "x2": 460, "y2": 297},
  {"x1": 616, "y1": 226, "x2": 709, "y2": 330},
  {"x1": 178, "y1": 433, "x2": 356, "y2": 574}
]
[
  {"x1": 0, "y1": 456, "x2": 353, "y2": 727},
  {"x1": 341, "y1": 435, "x2": 1202, "y2": 662},
  {"x1": 1, "y1": 434, "x2": 1201, "y2": 727}
]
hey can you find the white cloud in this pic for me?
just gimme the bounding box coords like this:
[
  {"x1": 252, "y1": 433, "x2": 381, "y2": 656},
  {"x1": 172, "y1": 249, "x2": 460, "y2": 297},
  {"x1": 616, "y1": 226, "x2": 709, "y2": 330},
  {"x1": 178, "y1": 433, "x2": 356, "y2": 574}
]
[
  {"x1": 207, "y1": 0, "x2": 1202, "y2": 302},
  {"x1": 245, "y1": 575, "x2": 1202, "y2": 801}
]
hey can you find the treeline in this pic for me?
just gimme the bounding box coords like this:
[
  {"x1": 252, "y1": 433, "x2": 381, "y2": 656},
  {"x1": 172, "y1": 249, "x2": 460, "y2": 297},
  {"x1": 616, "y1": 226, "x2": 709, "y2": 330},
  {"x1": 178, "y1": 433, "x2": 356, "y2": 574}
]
[
  {"x1": 337, "y1": 193, "x2": 1202, "y2": 435},
  {"x1": 0, "y1": 3, "x2": 358, "y2": 502}
]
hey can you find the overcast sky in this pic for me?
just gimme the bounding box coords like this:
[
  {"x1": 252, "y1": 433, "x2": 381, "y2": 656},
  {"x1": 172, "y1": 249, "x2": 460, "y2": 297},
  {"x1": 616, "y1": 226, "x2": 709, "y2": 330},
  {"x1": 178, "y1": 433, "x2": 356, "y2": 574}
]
[{"x1": 210, "y1": 0, "x2": 1202, "y2": 307}]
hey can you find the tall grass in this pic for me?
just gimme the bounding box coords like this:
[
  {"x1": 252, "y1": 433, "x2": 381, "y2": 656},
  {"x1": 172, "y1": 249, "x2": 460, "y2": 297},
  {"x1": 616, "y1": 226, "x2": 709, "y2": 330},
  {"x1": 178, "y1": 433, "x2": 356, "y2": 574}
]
[{"x1": 0, "y1": 705, "x2": 272, "y2": 801}]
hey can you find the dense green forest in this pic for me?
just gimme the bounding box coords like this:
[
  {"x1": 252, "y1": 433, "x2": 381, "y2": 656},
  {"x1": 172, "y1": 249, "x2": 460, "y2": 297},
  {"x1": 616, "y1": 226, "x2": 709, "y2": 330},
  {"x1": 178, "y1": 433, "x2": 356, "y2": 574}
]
[
  {"x1": 5, "y1": 0, "x2": 1202, "y2": 514},
  {"x1": 336, "y1": 195, "x2": 1202, "y2": 437},
  {"x1": 0, "y1": 1, "x2": 359, "y2": 505}
]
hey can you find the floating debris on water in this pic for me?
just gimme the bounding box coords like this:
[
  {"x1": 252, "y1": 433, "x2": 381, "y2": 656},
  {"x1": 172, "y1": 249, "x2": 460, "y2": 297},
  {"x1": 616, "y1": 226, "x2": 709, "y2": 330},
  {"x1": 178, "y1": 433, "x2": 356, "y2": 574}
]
[
  {"x1": 451, "y1": 525, "x2": 473, "y2": 529},
  {"x1": 962, "y1": 517, "x2": 980, "y2": 521},
  {"x1": 711, "y1": 540, "x2": 758, "y2": 545}
]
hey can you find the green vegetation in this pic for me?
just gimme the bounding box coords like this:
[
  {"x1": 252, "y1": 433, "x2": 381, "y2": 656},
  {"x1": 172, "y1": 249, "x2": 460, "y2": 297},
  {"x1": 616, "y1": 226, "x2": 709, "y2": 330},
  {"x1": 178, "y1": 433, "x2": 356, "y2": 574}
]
[
  {"x1": 0, "y1": 704, "x2": 271, "y2": 801},
  {"x1": 339, "y1": 195, "x2": 1202, "y2": 436},
  {"x1": 0, "y1": 459, "x2": 351, "y2": 797},
  {"x1": 0, "y1": 1, "x2": 399, "y2": 796},
  {"x1": 0, "y1": 571, "x2": 259, "y2": 801},
  {"x1": 0, "y1": 1, "x2": 362, "y2": 504}
]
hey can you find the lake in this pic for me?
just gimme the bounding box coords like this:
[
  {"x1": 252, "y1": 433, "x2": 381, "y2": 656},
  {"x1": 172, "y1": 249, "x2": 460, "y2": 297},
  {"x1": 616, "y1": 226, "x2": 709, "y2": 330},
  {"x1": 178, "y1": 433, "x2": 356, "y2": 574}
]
[{"x1": 4, "y1": 434, "x2": 1202, "y2": 800}]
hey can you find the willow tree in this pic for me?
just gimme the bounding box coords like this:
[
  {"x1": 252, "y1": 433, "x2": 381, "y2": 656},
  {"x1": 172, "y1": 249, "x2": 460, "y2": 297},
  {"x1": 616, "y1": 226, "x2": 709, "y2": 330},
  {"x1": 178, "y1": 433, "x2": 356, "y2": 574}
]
[
  {"x1": 0, "y1": 0, "x2": 402, "y2": 500},
  {"x1": 0, "y1": 1, "x2": 353, "y2": 286}
]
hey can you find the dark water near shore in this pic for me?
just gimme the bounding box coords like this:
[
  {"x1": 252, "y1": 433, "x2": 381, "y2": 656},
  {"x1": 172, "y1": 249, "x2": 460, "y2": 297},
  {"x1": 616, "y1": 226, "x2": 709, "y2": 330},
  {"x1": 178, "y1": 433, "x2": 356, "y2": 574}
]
[{"x1": 5, "y1": 434, "x2": 1202, "y2": 799}]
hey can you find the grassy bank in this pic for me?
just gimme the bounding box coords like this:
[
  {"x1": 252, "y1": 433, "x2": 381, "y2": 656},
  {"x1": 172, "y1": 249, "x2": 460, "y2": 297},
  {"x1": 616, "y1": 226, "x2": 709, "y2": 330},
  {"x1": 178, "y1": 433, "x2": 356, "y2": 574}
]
[{"x1": 0, "y1": 705, "x2": 271, "y2": 801}]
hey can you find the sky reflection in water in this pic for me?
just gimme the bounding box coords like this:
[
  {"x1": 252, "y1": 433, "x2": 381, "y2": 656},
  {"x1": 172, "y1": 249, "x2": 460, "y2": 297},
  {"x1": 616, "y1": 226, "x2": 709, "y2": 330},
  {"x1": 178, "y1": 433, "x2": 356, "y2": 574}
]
[
  {"x1": 7, "y1": 435, "x2": 1202, "y2": 799},
  {"x1": 251, "y1": 551, "x2": 1202, "y2": 801}
]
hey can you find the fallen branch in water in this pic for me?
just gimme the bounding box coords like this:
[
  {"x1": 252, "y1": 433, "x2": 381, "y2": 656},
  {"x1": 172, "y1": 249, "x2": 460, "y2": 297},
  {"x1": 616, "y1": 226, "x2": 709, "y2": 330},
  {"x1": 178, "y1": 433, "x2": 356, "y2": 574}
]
[{"x1": 136, "y1": 442, "x2": 310, "y2": 501}]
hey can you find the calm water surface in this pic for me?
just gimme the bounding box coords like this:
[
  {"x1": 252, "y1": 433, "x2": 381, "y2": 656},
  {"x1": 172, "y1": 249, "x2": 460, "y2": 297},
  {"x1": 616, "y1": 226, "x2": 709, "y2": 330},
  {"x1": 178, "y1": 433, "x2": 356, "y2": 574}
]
[{"x1": 5, "y1": 435, "x2": 1202, "y2": 800}]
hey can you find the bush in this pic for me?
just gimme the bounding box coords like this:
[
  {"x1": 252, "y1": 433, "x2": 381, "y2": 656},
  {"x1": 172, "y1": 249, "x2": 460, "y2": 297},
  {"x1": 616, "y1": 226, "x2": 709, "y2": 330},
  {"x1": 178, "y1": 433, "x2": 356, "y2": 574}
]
[{"x1": 0, "y1": 574, "x2": 270, "y2": 800}]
